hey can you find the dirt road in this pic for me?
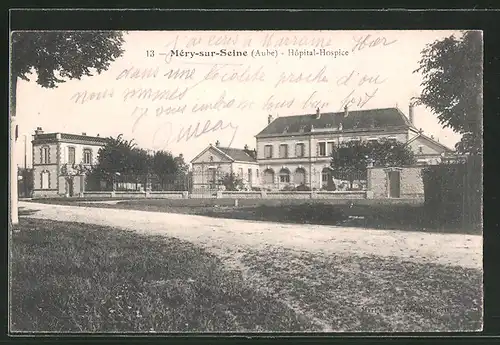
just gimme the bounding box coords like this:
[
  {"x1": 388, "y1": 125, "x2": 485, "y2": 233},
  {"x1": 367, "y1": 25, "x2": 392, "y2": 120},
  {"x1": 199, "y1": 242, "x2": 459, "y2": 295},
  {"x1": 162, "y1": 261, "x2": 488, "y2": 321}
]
[{"x1": 18, "y1": 201, "x2": 482, "y2": 270}]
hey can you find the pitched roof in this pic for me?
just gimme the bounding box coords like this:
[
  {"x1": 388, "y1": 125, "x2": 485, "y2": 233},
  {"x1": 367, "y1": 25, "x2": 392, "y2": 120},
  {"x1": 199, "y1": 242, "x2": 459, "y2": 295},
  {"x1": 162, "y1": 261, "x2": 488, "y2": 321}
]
[
  {"x1": 256, "y1": 107, "x2": 414, "y2": 138},
  {"x1": 217, "y1": 147, "x2": 257, "y2": 163},
  {"x1": 407, "y1": 132, "x2": 454, "y2": 152}
]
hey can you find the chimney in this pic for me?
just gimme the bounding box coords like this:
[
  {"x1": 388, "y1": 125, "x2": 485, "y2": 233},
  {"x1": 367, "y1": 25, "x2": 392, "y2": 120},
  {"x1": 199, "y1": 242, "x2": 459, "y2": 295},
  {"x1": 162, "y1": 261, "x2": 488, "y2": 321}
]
[
  {"x1": 316, "y1": 107, "x2": 321, "y2": 119},
  {"x1": 268, "y1": 115, "x2": 273, "y2": 124},
  {"x1": 35, "y1": 127, "x2": 44, "y2": 135},
  {"x1": 344, "y1": 105, "x2": 349, "y2": 117},
  {"x1": 244, "y1": 144, "x2": 249, "y2": 150},
  {"x1": 409, "y1": 103, "x2": 415, "y2": 125},
  {"x1": 82, "y1": 132, "x2": 87, "y2": 136},
  {"x1": 215, "y1": 140, "x2": 220, "y2": 147},
  {"x1": 97, "y1": 134, "x2": 100, "y2": 137}
]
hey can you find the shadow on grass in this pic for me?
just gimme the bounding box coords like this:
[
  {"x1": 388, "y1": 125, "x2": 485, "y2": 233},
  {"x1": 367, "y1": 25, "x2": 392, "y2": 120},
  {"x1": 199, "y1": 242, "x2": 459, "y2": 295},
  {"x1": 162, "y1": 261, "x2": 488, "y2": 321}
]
[{"x1": 10, "y1": 218, "x2": 318, "y2": 333}]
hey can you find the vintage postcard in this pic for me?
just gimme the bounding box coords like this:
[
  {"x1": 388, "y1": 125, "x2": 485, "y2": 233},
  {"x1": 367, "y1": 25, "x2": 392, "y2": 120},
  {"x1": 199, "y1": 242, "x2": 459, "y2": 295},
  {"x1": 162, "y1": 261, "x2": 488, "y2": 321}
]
[{"x1": 9, "y1": 29, "x2": 483, "y2": 333}]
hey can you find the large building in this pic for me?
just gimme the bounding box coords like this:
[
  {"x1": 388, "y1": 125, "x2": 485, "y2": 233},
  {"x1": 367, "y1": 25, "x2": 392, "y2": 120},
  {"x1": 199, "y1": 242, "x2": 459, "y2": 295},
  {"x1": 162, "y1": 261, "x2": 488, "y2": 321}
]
[
  {"x1": 31, "y1": 127, "x2": 107, "y2": 197},
  {"x1": 254, "y1": 105, "x2": 453, "y2": 190},
  {"x1": 190, "y1": 141, "x2": 259, "y2": 190}
]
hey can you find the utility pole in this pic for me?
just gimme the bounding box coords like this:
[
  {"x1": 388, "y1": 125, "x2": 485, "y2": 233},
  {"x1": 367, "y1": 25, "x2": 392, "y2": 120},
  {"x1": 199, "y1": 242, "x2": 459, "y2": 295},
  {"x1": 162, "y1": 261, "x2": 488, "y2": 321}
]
[{"x1": 24, "y1": 135, "x2": 27, "y2": 169}]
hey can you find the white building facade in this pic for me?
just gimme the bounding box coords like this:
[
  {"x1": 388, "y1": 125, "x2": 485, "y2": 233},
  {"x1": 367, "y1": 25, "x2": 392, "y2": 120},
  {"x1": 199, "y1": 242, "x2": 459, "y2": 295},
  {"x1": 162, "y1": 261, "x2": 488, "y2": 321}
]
[
  {"x1": 31, "y1": 127, "x2": 107, "y2": 197},
  {"x1": 254, "y1": 106, "x2": 453, "y2": 191}
]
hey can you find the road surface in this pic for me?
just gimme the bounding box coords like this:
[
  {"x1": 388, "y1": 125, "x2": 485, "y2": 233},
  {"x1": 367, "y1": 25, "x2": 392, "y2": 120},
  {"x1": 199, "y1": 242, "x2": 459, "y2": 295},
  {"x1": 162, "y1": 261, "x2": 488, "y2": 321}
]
[{"x1": 18, "y1": 201, "x2": 482, "y2": 270}]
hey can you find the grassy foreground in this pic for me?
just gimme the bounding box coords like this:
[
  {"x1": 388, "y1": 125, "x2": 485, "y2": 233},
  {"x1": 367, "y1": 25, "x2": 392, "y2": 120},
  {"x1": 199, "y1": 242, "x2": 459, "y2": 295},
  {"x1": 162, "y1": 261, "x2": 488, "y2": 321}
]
[
  {"x1": 10, "y1": 218, "x2": 316, "y2": 333},
  {"x1": 241, "y1": 248, "x2": 483, "y2": 332}
]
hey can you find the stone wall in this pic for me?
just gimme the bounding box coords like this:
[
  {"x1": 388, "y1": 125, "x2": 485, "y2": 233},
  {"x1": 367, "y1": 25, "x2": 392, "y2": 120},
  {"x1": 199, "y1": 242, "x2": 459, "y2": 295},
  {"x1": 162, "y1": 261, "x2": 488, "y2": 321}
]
[{"x1": 367, "y1": 166, "x2": 424, "y2": 199}]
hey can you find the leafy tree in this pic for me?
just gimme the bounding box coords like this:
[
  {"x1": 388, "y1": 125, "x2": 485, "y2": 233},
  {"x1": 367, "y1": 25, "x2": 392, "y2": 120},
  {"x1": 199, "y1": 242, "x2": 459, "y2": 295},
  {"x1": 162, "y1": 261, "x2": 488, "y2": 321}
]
[
  {"x1": 219, "y1": 173, "x2": 244, "y2": 191},
  {"x1": 10, "y1": 31, "x2": 125, "y2": 223},
  {"x1": 330, "y1": 139, "x2": 416, "y2": 189},
  {"x1": 152, "y1": 150, "x2": 178, "y2": 189},
  {"x1": 11, "y1": 31, "x2": 125, "y2": 110},
  {"x1": 414, "y1": 31, "x2": 482, "y2": 155}
]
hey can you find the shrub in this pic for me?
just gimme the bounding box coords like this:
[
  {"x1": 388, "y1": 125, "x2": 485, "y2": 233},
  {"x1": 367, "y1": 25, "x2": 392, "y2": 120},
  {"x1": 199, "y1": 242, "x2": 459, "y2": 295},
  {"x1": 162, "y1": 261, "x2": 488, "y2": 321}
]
[{"x1": 295, "y1": 184, "x2": 311, "y2": 191}]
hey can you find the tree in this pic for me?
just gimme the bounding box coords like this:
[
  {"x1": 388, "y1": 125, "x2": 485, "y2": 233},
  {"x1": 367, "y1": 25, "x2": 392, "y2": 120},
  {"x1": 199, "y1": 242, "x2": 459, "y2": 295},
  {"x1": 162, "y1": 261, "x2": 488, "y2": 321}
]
[
  {"x1": 10, "y1": 31, "x2": 125, "y2": 224},
  {"x1": 414, "y1": 31, "x2": 482, "y2": 155},
  {"x1": 219, "y1": 173, "x2": 244, "y2": 191},
  {"x1": 152, "y1": 150, "x2": 178, "y2": 189},
  {"x1": 330, "y1": 139, "x2": 416, "y2": 189}
]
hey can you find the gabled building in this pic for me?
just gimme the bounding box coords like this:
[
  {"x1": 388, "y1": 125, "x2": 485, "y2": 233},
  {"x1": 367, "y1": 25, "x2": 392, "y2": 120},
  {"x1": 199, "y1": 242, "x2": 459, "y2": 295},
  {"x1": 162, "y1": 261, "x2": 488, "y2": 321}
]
[
  {"x1": 254, "y1": 105, "x2": 453, "y2": 190},
  {"x1": 31, "y1": 127, "x2": 107, "y2": 197},
  {"x1": 190, "y1": 141, "x2": 259, "y2": 190}
]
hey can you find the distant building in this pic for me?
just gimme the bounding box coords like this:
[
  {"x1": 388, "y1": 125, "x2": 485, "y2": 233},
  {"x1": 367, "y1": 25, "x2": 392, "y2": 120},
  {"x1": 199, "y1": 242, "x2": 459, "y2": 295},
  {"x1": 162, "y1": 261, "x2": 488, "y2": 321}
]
[
  {"x1": 254, "y1": 105, "x2": 453, "y2": 190},
  {"x1": 190, "y1": 141, "x2": 259, "y2": 190},
  {"x1": 31, "y1": 127, "x2": 107, "y2": 197}
]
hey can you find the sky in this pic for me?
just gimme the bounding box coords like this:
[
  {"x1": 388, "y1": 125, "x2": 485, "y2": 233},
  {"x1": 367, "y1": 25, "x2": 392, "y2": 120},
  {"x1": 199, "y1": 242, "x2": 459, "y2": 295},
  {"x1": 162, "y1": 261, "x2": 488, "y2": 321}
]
[{"x1": 13, "y1": 30, "x2": 466, "y2": 168}]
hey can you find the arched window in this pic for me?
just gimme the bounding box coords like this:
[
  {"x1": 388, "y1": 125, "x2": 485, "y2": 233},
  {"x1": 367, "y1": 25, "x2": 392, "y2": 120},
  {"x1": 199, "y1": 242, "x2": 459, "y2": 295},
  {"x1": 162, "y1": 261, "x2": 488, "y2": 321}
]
[
  {"x1": 321, "y1": 168, "x2": 331, "y2": 185},
  {"x1": 263, "y1": 168, "x2": 275, "y2": 184},
  {"x1": 41, "y1": 171, "x2": 50, "y2": 189},
  {"x1": 294, "y1": 167, "x2": 306, "y2": 185},
  {"x1": 279, "y1": 168, "x2": 290, "y2": 183}
]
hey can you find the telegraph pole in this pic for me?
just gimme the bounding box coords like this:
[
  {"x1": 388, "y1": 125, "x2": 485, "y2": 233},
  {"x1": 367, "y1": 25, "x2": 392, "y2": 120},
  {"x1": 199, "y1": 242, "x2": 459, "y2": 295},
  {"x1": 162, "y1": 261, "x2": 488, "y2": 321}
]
[{"x1": 24, "y1": 135, "x2": 27, "y2": 169}]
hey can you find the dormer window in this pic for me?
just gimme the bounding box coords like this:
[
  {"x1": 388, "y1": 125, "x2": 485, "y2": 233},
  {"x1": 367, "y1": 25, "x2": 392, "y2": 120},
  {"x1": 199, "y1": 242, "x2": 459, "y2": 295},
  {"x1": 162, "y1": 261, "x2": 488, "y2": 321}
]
[
  {"x1": 298, "y1": 126, "x2": 305, "y2": 133},
  {"x1": 283, "y1": 126, "x2": 289, "y2": 134}
]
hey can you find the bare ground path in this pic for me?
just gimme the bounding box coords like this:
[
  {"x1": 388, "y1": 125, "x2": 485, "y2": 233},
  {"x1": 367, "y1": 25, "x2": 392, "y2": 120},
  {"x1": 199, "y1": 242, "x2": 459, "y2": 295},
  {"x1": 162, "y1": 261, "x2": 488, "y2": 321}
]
[
  {"x1": 17, "y1": 201, "x2": 483, "y2": 332},
  {"x1": 19, "y1": 201, "x2": 481, "y2": 270}
]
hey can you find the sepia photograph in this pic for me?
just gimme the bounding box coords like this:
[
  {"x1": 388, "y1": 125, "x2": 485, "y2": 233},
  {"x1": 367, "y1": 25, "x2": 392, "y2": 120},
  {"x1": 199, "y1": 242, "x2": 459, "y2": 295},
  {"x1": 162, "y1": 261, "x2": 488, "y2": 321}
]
[{"x1": 9, "y1": 29, "x2": 483, "y2": 333}]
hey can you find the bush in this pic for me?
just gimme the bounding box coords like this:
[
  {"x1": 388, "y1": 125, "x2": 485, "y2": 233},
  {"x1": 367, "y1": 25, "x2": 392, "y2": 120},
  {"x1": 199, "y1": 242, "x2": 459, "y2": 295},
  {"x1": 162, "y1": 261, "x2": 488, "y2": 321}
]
[
  {"x1": 281, "y1": 184, "x2": 296, "y2": 191},
  {"x1": 295, "y1": 184, "x2": 311, "y2": 191}
]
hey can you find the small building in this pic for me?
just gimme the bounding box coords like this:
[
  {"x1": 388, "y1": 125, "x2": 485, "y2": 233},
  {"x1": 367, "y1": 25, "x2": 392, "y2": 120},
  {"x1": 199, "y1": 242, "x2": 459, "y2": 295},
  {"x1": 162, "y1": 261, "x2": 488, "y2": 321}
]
[
  {"x1": 31, "y1": 127, "x2": 107, "y2": 197},
  {"x1": 190, "y1": 141, "x2": 259, "y2": 190}
]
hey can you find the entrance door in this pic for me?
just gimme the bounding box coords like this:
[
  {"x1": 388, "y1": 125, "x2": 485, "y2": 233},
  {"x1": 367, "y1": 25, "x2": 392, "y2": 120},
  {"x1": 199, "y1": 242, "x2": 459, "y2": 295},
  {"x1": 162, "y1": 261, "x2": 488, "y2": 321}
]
[{"x1": 388, "y1": 171, "x2": 401, "y2": 198}]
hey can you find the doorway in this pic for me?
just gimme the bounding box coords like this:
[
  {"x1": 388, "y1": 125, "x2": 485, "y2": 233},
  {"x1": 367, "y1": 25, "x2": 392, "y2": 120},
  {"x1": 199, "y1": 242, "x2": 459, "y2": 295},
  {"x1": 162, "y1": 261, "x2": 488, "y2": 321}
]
[{"x1": 388, "y1": 171, "x2": 401, "y2": 198}]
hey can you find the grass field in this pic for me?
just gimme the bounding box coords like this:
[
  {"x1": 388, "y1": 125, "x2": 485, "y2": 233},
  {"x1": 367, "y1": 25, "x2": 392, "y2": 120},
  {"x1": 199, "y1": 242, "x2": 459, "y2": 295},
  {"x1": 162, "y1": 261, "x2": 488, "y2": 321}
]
[
  {"x1": 10, "y1": 218, "x2": 316, "y2": 333},
  {"x1": 11, "y1": 217, "x2": 482, "y2": 332},
  {"x1": 31, "y1": 198, "x2": 478, "y2": 235}
]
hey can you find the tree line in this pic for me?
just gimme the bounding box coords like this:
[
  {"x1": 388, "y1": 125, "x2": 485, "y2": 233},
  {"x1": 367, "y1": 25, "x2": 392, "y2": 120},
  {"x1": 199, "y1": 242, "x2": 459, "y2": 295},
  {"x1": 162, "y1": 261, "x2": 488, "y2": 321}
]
[{"x1": 86, "y1": 134, "x2": 189, "y2": 191}]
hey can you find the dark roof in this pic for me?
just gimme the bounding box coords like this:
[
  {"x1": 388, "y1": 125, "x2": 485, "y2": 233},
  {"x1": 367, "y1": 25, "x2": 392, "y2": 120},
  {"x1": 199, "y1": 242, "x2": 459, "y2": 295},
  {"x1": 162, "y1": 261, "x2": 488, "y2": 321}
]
[
  {"x1": 256, "y1": 107, "x2": 414, "y2": 138},
  {"x1": 32, "y1": 132, "x2": 109, "y2": 144},
  {"x1": 217, "y1": 147, "x2": 257, "y2": 163}
]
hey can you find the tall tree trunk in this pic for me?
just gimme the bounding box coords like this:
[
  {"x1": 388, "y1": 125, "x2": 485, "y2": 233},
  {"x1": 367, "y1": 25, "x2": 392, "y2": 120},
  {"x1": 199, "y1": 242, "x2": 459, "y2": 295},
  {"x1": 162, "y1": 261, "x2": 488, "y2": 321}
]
[{"x1": 10, "y1": 72, "x2": 19, "y2": 225}]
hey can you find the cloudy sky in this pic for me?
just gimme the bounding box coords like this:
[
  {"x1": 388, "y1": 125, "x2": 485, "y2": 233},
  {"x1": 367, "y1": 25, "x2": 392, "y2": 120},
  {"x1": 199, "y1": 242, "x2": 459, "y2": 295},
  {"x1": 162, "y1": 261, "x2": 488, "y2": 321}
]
[{"x1": 13, "y1": 30, "x2": 465, "y2": 168}]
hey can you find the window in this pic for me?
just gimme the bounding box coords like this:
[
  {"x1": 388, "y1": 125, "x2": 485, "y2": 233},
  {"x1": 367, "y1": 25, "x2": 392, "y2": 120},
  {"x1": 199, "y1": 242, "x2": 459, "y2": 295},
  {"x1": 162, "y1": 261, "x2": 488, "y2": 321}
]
[
  {"x1": 238, "y1": 168, "x2": 243, "y2": 176},
  {"x1": 418, "y1": 145, "x2": 423, "y2": 153},
  {"x1": 294, "y1": 168, "x2": 306, "y2": 185},
  {"x1": 318, "y1": 142, "x2": 326, "y2": 156},
  {"x1": 264, "y1": 145, "x2": 273, "y2": 159},
  {"x1": 248, "y1": 168, "x2": 252, "y2": 180},
  {"x1": 41, "y1": 171, "x2": 50, "y2": 189},
  {"x1": 279, "y1": 144, "x2": 288, "y2": 158},
  {"x1": 41, "y1": 146, "x2": 50, "y2": 164},
  {"x1": 263, "y1": 169, "x2": 274, "y2": 184},
  {"x1": 295, "y1": 143, "x2": 305, "y2": 157},
  {"x1": 327, "y1": 142, "x2": 335, "y2": 155},
  {"x1": 256, "y1": 169, "x2": 259, "y2": 178},
  {"x1": 68, "y1": 147, "x2": 76, "y2": 165},
  {"x1": 279, "y1": 168, "x2": 290, "y2": 183},
  {"x1": 321, "y1": 168, "x2": 331, "y2": 183},
  {"x1": 83, "y1": 149, "x2": 92, "y2": 164}
]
